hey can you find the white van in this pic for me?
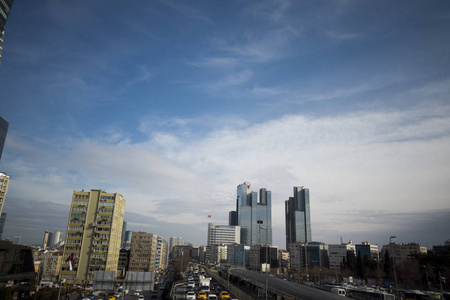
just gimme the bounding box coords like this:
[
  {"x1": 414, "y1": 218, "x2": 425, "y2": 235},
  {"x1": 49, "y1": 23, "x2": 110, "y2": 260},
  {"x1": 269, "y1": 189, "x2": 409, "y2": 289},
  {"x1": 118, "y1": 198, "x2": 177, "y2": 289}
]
[{"x1": 331, "y1": 288, "x2": 346, "y2": 297}]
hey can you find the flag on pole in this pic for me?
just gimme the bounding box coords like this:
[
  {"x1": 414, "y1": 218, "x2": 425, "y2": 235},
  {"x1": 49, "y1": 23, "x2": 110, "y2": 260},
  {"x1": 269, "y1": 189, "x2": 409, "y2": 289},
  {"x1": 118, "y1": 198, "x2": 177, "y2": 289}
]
[{"x1": 66, "y1": 253, "x2": 74, "y2": 271}]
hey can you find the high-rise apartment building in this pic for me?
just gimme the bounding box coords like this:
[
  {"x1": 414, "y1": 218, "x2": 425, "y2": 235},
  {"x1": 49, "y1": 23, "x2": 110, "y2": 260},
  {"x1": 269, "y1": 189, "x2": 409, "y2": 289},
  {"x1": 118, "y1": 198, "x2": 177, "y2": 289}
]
[
  {"x1": 0, "y1": 0, "x2": 14, "y2": 65},
  {"x1": 0, "y1": 116, "x2": 8, "y2": 161},
  {"x1": 285, "y1": 186, "x2": 312, "y2": 248},
  {"x1": 60, "y1": 189, "x2": 126, "y2": 283},
  {"x1": 207, "y1": 223, "x2": 240, "y2": 246},
  {"x1": 0, "y1": 172, "x2": 10, "y2": 215},
  {"x1": 230, "y1": 182, "x2": 272, "y2": 246},
  {"x1": 129, "y1": 232, "x2": 158, "y2": 272}
]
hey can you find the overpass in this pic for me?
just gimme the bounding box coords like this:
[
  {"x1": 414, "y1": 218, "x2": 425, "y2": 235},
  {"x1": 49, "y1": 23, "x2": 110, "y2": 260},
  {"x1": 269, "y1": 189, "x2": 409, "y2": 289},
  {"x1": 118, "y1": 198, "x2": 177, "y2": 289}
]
[{"x1": 222, "y1": 268, "x2": 344, "y2": 300}]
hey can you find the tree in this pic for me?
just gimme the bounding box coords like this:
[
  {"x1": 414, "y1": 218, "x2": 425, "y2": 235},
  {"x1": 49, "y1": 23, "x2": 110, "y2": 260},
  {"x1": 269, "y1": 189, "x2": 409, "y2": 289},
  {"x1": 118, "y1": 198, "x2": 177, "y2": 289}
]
[
  {"x1": 346, "y1": 250, "x2": 357, "y2": 272},
  {"x1": 356, "y1": 253, "x2": 365, "y2": 279}
]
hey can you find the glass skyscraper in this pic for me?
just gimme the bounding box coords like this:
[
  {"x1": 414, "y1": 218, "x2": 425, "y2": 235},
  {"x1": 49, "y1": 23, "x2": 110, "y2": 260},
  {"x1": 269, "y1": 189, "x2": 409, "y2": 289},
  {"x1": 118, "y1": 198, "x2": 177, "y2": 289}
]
[
  {"x1": 0, "y1": 116, "x2": 8, "y2": 161},
  {"x1": 285, "y1": 186, "x2": 312, "y2": 249},
  {"x1": 230, "y1": 182, "x2": 272, "y2": 246}
]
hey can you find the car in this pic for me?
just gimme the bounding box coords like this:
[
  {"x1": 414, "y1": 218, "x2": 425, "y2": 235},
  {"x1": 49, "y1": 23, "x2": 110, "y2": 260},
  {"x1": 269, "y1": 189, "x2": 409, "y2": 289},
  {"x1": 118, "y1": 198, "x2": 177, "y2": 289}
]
[
  {"x1": 134, "y1": 290, "x2": 142, "y2": 296},
  {"x1": 208, "y1": 295, "x2": 218, "y2": 300},
  {"x1": 197, "y1": 291, "x2": 207, "y2": 300},
  {"x1": 219, "y1": 291, "x2": 230, "y2": 300},
  {"x1": 107, "y1": 296, "x2": 116, "y2": 300},
  {"x1": 186, "y1": 291, "x2": 196, "y2": 300},
  {"x1": 138, "y1": 295, "x2": 145, "y2": 299}
]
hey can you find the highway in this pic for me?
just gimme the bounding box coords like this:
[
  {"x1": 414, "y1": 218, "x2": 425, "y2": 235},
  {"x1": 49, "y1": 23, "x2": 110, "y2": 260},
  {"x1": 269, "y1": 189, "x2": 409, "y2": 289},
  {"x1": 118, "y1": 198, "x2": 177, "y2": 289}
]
[{"x1": 229, "y1": 268, "x2": 345, "y2": 300}]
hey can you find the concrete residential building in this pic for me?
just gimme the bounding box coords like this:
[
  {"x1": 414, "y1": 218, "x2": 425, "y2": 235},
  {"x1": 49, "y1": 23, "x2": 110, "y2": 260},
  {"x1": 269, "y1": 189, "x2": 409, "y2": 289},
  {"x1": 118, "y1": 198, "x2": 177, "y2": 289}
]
[
  {"x1": 129, "y1": 232, "x2": 158, "y2": 272},
  {"x1": 285, "y1": 186, "x2": 312, "y2": 249},
  {"x1": 288, "y1": 242, "x2": 305, "y2": 270},
  {"x1": 227, "y1": 244, "x2": 250, "y2": 267},
  {"x1": 207, "y1": 223, "x2": 240, "y2": 246},
  {"x1": 205, "y1": 244, "x2": 227, "y2": 265},
  {"x1": 249, "y1": 244, "x2": 278, "y2": 272},
  {"x1": 0, "y1": 172, "x2": 10, "y2": 216},
  {"x1": 60, "y1": 189, "x2": 126, "y2": 283},
  {"x1": 382, "y1": 242, "x2": 427, "y2": 265},
  {"x1": 328, "y1": 241, "x2": 356, "y2": 268},
  {"x1": 35, "y1": 250, "x2": 63, "y2": 282},
  {"x1": 230, "y1": 182, "x2": 272, "y2": 246}
]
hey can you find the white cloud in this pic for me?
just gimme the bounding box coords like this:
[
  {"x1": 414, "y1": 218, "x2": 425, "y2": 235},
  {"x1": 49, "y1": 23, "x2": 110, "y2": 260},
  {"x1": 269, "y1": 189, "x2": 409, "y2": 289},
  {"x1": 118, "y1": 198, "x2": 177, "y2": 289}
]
[{"x1": 3, "y1": 104, "x2": 450, "y2": 247}]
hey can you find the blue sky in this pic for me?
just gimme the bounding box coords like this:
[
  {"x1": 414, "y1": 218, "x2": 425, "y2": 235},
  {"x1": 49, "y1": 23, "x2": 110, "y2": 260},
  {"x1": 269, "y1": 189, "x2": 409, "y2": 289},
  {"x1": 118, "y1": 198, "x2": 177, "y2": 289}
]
[{"x1": 0, "y1": 0, "x2": 449, "y2": 249}]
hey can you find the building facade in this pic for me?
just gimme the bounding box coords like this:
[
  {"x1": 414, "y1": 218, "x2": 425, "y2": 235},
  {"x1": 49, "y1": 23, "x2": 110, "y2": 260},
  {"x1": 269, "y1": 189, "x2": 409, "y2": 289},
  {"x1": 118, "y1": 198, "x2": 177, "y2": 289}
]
[
  {"x1": 227, "y1": 244, "x2": 250, "y2": 267},
  {"x1": 328, "y1": 241, "x2": 356, "y2": 268},
  {"x1": 0, "y1": 172, "x2": 10, "y2": 216},
  {"x1": 53, "y1": 231, "x2": 62, "y2": 247},
  {"x1": 35, "y1": 250, "x2": 63, "y2": 282},
  {"x1": 230, "y1": 182, "x2": 272, "y2": 246},
  {"x1": 356, "y1": 241, "x2": 379, "y2": 261},
  {"x1": 207, "y1": 223, "x2": 240, "y2": 246},
  {"x1": 306, "y1": 242, "x2": 329, "y2": 268},
  {"x1": 60, "y1": 189, "x2": 126, "y2": 283},
  {"x1": 285, "y1": 186, "x2": 312, "y2": 249},
  {"x1": 382, "y1": 242, "x2": 427, "y2": 265},
  {"x1": 129, "y1": 232, "x2": 158, "y2": 272},
  {"x1": 205, "y1": 244, "x2": 227, "y2": 265},
  {"x1": 288, "y1": 242, "x2": 305, "y2": 270},
  {"x1": 249, "y1": 244, "x2": 278, "y2": 272}
]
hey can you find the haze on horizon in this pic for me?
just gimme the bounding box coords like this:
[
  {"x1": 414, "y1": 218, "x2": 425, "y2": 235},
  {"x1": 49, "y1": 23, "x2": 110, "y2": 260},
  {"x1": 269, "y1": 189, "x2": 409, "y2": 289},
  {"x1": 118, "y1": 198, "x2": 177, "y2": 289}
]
[{"x1": 0, "y1": 0, "x2": 449, "y2": 249}]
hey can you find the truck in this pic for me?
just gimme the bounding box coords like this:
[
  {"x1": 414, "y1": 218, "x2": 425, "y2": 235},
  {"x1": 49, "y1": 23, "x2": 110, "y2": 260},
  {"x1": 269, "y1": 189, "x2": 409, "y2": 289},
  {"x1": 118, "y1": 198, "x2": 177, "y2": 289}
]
[{"x1": 200, "y1": 278, "x2": 210, "y2": 291}]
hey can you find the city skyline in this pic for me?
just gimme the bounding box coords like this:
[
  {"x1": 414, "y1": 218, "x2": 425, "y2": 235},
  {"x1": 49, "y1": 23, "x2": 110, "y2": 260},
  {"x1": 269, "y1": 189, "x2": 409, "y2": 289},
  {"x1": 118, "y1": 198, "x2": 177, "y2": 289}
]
[{"x1": 0, "y1": 1, "x2": 449, "y2": 249}]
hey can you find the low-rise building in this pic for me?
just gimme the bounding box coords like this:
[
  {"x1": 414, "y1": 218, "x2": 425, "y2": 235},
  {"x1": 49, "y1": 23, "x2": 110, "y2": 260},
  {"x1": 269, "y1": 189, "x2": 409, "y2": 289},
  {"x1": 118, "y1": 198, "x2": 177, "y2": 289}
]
[
  {"x1": 382, "y1": 242, "x2": 427, "y2": 265},
  {"x1": 328, "y1": 241, "x2": 356, "y2": 268},
  {"x1": 227, "y1": 244, "x2": 250, "y2": 267}
]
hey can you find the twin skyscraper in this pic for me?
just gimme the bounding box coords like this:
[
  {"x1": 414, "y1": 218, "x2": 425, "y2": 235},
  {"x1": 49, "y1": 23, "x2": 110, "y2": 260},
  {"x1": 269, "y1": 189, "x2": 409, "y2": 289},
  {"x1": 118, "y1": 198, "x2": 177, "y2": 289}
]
[{"x1": 229, "y1": 182, "x2": 311, "y2": 249}]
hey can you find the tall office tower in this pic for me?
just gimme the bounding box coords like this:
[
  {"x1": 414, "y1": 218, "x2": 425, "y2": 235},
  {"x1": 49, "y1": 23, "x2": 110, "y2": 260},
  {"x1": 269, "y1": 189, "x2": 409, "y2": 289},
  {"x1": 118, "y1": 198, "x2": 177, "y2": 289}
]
[
  {"x1": 207, "y1": 223, "x2": 240, "y2": 246},
  {"x1": 121, "y1": 220, "x2": 127, "y2": 248},
  {"x1": 0, "y1": 172, "x2": 10, "y2": 215},
  {"x1": 43, "y1": 231, "x2": 51, "y2": 250},
  {"x1": 228, "y1": 211, "x2": 237, "y2": 226},
  {"x1": 285, "y1": 186, "x2": 312, "y2": 249},
  {"x1": 129, "y1": 232, "x2": 158, "y2": 272},
  {"x1": 0, "y1": 116, "x2": 8, "y2": 160},
  {"x1": 0, "y1": 0, "x2": 14, "y2": 65},
  {"x1": 231, "y1": 182, "x2": 272, "y2": 246},
  {"x1": 53, "y1": 231, "x2": 62, "y2": 247},
  {"x1": 60, "y1": 189, "x2": 126, "y2": 283},
  {"x1": 0, "y1": 212, "x2": 6, "y2": 239}
]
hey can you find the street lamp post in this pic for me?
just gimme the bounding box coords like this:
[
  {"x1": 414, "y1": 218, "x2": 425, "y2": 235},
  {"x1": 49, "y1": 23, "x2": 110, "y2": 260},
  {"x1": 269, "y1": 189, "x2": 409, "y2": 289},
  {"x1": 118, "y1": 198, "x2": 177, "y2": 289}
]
[
  {"x1": 389, "y1": 236, "x2": 399, "y2": 300},
  {"x1": 258, "y1": 221, "x2": 268, "y2": 300}
]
